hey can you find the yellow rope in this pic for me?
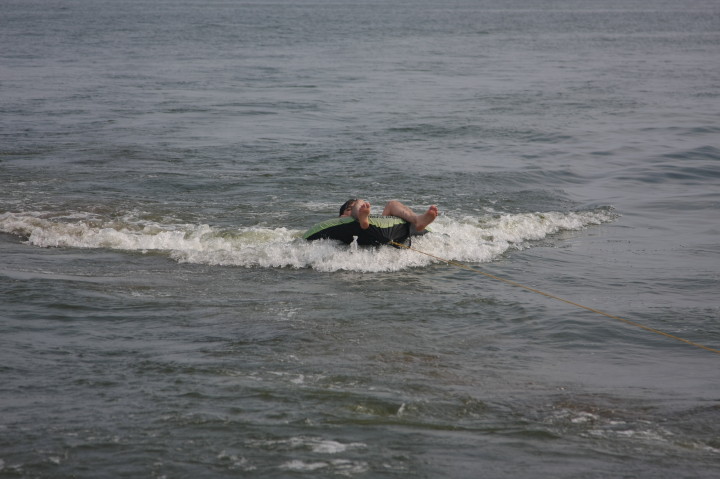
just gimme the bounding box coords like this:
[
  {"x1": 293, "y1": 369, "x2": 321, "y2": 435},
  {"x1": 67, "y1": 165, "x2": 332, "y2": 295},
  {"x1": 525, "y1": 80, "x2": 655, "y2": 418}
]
[{"x1": 390, "y1": 241, "x2": 720, "y2": 356}]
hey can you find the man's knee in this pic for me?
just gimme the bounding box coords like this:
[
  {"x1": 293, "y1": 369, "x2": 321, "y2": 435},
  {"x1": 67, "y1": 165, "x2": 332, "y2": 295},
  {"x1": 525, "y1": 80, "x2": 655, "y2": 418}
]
[{"x1": 383, "y1": 200, "x2": 400, "y2": 215}]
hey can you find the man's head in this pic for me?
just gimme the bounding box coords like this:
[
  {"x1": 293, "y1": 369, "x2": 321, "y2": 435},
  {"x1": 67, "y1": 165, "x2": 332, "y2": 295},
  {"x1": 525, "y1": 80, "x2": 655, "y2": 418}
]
[{"x1": 339, "y1": 199, "x2": 357, "y2": 216}]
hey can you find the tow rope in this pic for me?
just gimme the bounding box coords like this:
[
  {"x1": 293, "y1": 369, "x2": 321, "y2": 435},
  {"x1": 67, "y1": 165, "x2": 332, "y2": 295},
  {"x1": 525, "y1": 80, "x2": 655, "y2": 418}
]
[{"x1": 390, "y1": 241, "x2": 720, "y2": 356}]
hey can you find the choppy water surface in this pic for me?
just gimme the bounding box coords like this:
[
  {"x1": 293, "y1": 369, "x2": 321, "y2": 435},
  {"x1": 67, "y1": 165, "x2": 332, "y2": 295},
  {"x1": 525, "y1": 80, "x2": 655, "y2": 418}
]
[{"x1": 1, "y1": 0, "x2": 719, "y2": 477}]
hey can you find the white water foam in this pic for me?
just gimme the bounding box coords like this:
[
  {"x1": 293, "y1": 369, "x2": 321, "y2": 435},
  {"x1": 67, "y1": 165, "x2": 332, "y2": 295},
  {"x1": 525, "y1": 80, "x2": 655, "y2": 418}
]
[
  {"x1": 247, "y1": 436, "x2": 366, "y2": 454},
  {"x1": 0, "y1": 209, "x2": 616, "y2": 272},
  {"x1": 280, "y1": 459, "x2": 369, "y2": 474}
]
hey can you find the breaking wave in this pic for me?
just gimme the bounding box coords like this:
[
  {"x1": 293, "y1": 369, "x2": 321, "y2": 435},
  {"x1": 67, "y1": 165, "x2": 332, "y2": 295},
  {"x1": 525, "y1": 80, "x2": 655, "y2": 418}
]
[{"x1": 0, "y1": 208, "x2": 617, "y2": 272}]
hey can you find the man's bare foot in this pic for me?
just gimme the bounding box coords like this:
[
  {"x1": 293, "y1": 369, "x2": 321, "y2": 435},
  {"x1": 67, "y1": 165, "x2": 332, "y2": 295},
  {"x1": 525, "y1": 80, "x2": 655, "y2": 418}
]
[
  {"x1": 415, "y1": 205, "x2": 438, "y2": 231},
  {"x1": 355, "y1": 201, "x2": 371, "y2": 229}
]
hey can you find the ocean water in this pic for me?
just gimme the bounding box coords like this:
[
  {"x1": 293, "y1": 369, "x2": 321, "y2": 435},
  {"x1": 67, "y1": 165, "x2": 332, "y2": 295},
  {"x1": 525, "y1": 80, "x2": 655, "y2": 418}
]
[{"x1": 1, "y1": 0, "x2": 719, "y2": 477}]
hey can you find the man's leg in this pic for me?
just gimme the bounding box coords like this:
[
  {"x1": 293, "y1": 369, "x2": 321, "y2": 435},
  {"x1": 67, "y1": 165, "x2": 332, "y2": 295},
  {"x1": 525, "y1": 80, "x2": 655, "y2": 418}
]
[{"x1": 382, "y1": 200, "x2": 438, "y2": 231}]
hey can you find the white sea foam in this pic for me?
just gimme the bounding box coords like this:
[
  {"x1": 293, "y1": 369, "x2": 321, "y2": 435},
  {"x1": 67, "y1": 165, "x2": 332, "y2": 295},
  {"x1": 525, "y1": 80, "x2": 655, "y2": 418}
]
[
  {"x1": 248, "y1": 436, "x2": 366, "y2": 454},
  {"x1": 0, "y1": 209, "x2": 617, "y2": 272},
  {"x1": 280, "y1": 460, "x2": 328, "y2": 472},
  {"x1": 280, "y1": 459, "x2": 369, "y2": 474}
]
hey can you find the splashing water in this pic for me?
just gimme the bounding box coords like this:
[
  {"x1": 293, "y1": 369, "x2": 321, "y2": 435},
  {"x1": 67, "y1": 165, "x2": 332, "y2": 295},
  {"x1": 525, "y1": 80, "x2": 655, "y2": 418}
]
[{"x1": 0, "y1": 208, "x2": 617, "y2": 272}]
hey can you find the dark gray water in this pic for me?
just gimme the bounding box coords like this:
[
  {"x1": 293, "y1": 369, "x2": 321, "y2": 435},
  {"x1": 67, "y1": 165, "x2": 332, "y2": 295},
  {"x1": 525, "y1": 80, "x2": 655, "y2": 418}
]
[{"x1": 2, "y1": 0, "x2": 719, "y2": 477}]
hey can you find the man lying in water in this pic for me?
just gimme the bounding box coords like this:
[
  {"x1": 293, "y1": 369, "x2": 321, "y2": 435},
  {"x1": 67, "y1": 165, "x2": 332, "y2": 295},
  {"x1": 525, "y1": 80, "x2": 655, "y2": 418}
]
[
  {"x1": 303, "y1": 199, "x2": 439, "y2": 246},
  {"x1": 339, "y1": 199, "x2": 438, "y2": 231}
]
